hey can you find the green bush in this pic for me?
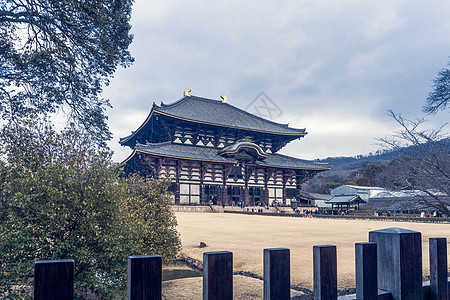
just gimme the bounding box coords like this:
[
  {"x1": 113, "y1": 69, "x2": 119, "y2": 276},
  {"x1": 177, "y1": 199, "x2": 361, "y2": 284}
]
[{"x1": 0, "y1": 118, "x2": 180, "y2": 299}]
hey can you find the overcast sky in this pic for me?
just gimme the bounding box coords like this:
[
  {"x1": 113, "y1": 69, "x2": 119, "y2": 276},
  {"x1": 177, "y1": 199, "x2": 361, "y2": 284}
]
[{"x1": 103, "y1": 0, "x2": 450, "y2": 162}]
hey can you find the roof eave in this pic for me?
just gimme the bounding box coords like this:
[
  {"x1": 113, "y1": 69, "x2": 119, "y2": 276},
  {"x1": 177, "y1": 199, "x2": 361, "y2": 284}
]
[{"x1": 119, "y1": 108, "x2": 156, "y2": 146}]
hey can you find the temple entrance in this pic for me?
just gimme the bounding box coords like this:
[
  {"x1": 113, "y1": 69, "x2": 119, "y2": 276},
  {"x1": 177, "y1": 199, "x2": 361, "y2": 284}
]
[
  {"x1": 204, "y1": 185, "x2": 221, "y2": 205},
  {"x1": 227, "y1": 186, "x2": 242, "y2": 205},
  {"x1": 249, "y1": 186, "x2": 263, "y2": 206}
]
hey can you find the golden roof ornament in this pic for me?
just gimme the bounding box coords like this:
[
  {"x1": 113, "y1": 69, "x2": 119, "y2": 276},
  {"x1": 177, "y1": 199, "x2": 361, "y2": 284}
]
[
  {"x1": 184, "y1": 88, "x2": 191, "y2": 97},
  {"x1": 221, "y1": 95, "x2": 228, "y2": 103}
]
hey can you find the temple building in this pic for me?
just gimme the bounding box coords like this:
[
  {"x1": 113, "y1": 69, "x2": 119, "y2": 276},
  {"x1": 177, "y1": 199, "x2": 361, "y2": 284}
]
[{"x1": 120, "y1": 90, "x2": 330, "y2": 206}]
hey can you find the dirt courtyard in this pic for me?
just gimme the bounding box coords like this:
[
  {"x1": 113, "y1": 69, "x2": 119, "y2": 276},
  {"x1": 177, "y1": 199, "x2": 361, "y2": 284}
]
[{"x1": 175, "y1": 212, "x2": 450, "y2": 289}]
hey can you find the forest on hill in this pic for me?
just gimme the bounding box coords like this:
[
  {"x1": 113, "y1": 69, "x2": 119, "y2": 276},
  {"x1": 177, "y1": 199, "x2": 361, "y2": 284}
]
[{"x1": 304, "y1": 138, "x2": 449, "y2": 194}]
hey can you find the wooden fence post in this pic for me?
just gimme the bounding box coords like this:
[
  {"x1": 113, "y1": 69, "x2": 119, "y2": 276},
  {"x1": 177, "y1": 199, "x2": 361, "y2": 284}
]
[
  {"x1": 369, "y1": 227, "x2": 422, "y2": 300},
  {"x1": 313, "y1": 245, "x2": 337, "y2": 300},
  {"x1": 355, "y1": 242, "x2": 377, "y2": 300},
  {"x1": 203, "y1": 251, "x2": 233, "y2": 300},
  {"x1": 128, "y1": 255, "x2": 162, "y2": 300},
  {"x1": 264, "y1": 248, "x2": 290, "y2": 300},
  {"x1": 429, "y1": 237, "x2": 448, "y2": 300},
  {"x1": 34, "y1": 259, "x2": 74, "y2": 300}
]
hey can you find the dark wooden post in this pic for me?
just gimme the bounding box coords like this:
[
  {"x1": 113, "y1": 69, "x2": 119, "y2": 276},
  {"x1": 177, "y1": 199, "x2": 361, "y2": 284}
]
[
  {"x1": 264, "y1": 169, "x2": 270, "y2": 205},
  {"x1": 243, "y1": 165, "x2": 250, "y2": 206},
  {"x1": 222, "y1": 165, "x2": 231, "y2": 205},
  {"x1": 203, "y1": 251, "x2": 233, "y2": 300},
  {"x1": 429, "y1": 237, "x2": 448, "y2": 300},
  {"x1": 175, "y1": 161, "x2": 181, "y2": 204},
  {"x1": 34, "y1": 259, "x2": 74, "y2": 300},
  {"x1": 128, "y1": 255, "x2": 162, "y2": 300},
  {"x1": 355, "y1": 242, "x2": 377, "y2": 300},
  {"x1": 369, "y1": 227, "x2": 422, "y2": 300},
  {"x1": 313, "y1": 245, "x2": 337, "y2": 300},
  {"x1": 295, "y1": 173, "x2": 302, "y2": 204},
  {"x1": 264, "y1": 248, "x2": 290, "y2": 300}
]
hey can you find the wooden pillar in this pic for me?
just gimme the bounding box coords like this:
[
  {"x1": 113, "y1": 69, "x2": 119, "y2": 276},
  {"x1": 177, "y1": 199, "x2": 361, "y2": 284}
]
[
  {"x1": 175, "y1": 160, "x2": 182, "y2": 204},
  {"x1": 243, "y1": 165, "x2": 250, "y2": 206},
  {"x1": 34, "y1": 259, "x2": 74, "y2": 300},
  {"x1": 200, "y1": 162, "x2": 211, "y2": 205},
  {"x1": 313, "y1": 245, "x2": 337, "y2": 300},
  {"x1": 203, "y1": 251, "x2": 233, "y2": 300},
  {"x1": 222, "y1": 165, "x2": 231, "y2": 205},
  {"x1": 155, "y1": 158, "x2": 164, "y2": 178},
  {"x1": 295, "y1": 173, "x2": 302, "y2": 204},
  {"x1": 263, "y1": 168, "x2": 270, "y2": 205},
  {"x1": 355, "y1": 242, "x2": 377, "y2": 300},
  {"x1": 264, "y1": 248, "x2": 290, "y2": 300},
  {"x1": 282, "y1": 172, "x2": 287, "y2": 205},
  {"x1": 128, "y1": 255, "x2": 162, "y2": 300},
  {"x1": 429, "y1": 237, "x2": 448, "y2": 300},
  {"x1": 369, "y1": 227, "x2": 422, "y2": 300},
  {"x1": 200, "y1": 162, "x2": 205, "y2": 204}
]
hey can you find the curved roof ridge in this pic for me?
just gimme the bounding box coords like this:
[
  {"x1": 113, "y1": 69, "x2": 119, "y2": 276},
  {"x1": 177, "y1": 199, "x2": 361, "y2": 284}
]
[
  {"x1": 154, "y1": 94, "x2": 306, "y2": 134},
  {"x1": 136, "y1": 141, "x2": 172, "y2": 147},
  {"x1": 159, "y1": 95, "x2": 221, "y2": 108}
]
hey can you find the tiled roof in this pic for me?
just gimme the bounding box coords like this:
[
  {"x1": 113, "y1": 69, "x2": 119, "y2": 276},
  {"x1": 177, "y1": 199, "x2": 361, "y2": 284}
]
[
  {"x1": 132, "y1": 142, "x2": 236, "y2": 163},
  {"x1": 155, "y1": 95, "x2": 306, "y2": 135},
  {"x1": 327, "y1": 194, "x2": 366, "y2": 204},
  {"x1": 219, "y1": 140, "x2": 268, "y2": 158},
  {"x1": 256, "y1": 153, "x2": 331, "y2": 170},
  {"x1": 300, "y1": 192, "x2": 333, "y2": 201},
  {"x1": 126, "y1": 142, "x2": 330, "y2": 171}
]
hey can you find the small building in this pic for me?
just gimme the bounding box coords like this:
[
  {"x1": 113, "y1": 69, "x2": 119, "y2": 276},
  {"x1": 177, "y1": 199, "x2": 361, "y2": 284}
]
[
  {"x1": 331, "y1": 185, "x2": 386, "y2": 202},
  {"x1": 300, "y1": 192, "x2": 333, "y2": 208},
  {"x1": 120, "y1": 91, "x2": 331, "y2": 206},
  {"x1": 327, "y1": 194, "x2": 366, "y2": 211}
]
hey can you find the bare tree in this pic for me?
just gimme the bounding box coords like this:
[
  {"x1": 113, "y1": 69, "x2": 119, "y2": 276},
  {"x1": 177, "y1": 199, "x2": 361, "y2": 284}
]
[
  {"x1": 424, "y1": 59, "x2": 450, "y2": 114},
  {"x1": 378, "y1": 110, "x2": 449, "y2": 215}
]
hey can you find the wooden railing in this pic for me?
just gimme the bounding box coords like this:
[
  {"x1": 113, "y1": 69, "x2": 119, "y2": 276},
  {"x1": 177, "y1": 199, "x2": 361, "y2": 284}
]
[{"x1": 34, "y1": 227, "x2": 449, "y2": 300}]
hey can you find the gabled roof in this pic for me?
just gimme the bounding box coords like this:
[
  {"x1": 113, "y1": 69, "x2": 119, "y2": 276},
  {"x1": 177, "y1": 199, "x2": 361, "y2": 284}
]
[
  {"x1": 219, "y1": 140, "x2": 269, "y2": 158},
  {"x1": 327, "y1": 194, "x2": 366, "y2": 204},
  {"x1": 337, "y1": 185, "x2": 385, "y2": 191},
  {"x1": 156, "y1": 95, "x2": 307, "y2": 135},
  {"x1": 123, "y1": 142, "x2": 237, "y2": 164},
  {"x1": 300, "y1": 192, "x2": 333, "y2": 201},
  {"x1": 120, "y1": 95, "x2": 307, "y2": 146},
  {"x1": 123, "y1": 142, "x2": 331, "y2": 171},
  {"x1": 256, "y1": 153, "x2": 331, "y2": 170}
]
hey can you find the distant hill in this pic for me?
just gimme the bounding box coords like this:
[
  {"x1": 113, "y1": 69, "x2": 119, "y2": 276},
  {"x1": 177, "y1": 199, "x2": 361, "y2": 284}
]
[
  {"x1": 302, "y1": 150, "x2": 401, "y2": 194},
  {"x1": 316, "y1": 149, "x2": 400, "y2": 176},
  {"x1": 318, "y1": 137, "x2": 449, "y2": 174},
  {"x1": 305, "y1": 138, "x2": 449, "y2": 194}
]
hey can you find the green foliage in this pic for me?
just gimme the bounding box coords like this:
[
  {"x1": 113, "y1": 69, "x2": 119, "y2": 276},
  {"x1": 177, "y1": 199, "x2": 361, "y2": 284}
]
[
  {"x1": 0, "y1": 0, "x2": 134, "y2": 143},
  {"x1": 0, "y1": 118, "x2": 180, "y2": 299}
]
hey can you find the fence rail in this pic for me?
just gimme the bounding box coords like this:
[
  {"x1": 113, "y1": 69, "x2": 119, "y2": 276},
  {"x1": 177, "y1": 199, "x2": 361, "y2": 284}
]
[{"x1": 34, "y1": 227, "x2": 449, "y2": 300}]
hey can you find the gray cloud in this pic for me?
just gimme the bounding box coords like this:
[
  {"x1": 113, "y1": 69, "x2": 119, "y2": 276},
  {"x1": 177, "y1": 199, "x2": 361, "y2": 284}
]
[{"x1": 104, "y1": 0, "x2": 450, "y2": 161}]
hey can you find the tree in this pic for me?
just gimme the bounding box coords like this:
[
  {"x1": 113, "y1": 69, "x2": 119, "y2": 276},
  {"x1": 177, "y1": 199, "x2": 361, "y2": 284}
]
[
  {"x1": 378, "y1": 110, "x2": 449, "y2": 215},
  {"x1": 0, "y1": 117, "x2": 180, "y2": 299},
  {"x1": 348, "y1": 163, "x2": 385, "y2": 187},
  {"x1": 423, "y1": 59, "x2": 450, "y2": 114},
  {"x1": 0, "y1": 0, "x2": 134, "y2": 143}
]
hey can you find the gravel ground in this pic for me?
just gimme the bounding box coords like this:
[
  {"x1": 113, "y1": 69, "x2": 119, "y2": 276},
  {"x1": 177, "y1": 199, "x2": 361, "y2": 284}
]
[
  {"x1": 175, "y1": 212, "x2": 450, "y2": 289},
  {"x1": 162, "y1": 275, "x2": 303, "y2": 299}
]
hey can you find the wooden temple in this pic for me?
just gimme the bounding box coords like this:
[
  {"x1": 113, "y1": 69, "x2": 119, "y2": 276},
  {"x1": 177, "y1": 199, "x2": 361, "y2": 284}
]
[{"x1": 120, "y1": 91, "x2": 330, "y2": 206}]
